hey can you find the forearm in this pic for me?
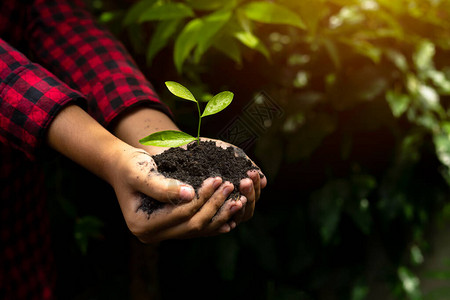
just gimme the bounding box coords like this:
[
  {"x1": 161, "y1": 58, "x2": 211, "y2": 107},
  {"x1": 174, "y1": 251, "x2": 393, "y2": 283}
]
[
  {"x1": 112, "y1": 107, "x2": 179, "y2": 155},
  {"x1": 46, "y1": 104, "x2": 132, "y2": 184}
]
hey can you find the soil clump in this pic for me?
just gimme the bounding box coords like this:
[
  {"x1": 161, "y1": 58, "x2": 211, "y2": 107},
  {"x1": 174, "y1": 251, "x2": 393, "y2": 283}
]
[{"x1": 139, "y1": 141, "x2": 258, "y2": 215}]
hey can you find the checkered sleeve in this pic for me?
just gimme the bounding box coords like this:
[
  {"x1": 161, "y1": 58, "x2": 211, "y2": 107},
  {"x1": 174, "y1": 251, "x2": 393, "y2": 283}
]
[
  {"x1": 26, "y1": 0, "x2": 171, "y2": 128},
  {"x1": 0, "y1": 38, "x2": 85, "y2": 160}
]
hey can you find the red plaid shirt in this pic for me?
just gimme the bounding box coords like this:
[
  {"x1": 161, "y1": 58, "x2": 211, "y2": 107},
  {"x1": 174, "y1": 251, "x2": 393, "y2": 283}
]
[{"x1": 0, "y1": 0, "x2": 169, "y2": 298}]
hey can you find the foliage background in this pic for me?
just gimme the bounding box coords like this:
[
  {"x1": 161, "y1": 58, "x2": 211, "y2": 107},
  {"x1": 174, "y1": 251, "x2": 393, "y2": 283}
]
[{"x1": 49, "y1": 0, "x2": 450, "y2": 299}]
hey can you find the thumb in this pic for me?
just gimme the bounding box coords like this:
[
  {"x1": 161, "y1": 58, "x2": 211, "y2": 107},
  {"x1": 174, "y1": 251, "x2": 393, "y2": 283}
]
[{"x1": 138, "y1": 173, "x2": 195, "y2": 204}]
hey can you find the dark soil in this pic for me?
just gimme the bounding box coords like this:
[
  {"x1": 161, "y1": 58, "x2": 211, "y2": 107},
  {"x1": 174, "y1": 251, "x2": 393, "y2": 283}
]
[{"x1": 139, "y1": 141, "x2": 259, "y2": 215}]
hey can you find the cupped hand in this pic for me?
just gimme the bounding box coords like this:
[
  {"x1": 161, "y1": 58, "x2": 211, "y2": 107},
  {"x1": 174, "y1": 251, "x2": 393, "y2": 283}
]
[{"x1": 109, "y1": 147, "x2": 245, "y2": 243}]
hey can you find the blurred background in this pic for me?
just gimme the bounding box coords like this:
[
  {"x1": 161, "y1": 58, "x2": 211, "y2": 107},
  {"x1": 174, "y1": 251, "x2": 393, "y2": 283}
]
[{"x1": 48, "y1": 0, "x2": 450, "y2": 299}]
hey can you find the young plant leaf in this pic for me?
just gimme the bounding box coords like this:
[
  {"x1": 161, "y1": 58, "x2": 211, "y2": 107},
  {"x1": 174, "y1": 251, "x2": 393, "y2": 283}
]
[
  {"x1": 165, "y1": 81, "x2": 197, "y2": 102},
  {"x1": 202, "y1": 91, "x2": 234, "y2": 117},
  {"x1": 139, "y1": 130, "x2": 196, "y2": 147}
]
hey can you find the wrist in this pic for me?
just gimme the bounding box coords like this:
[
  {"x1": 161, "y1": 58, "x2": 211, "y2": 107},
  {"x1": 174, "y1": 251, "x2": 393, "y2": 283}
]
[
  {"x1": 100, "y1": 137, "x2": 137, "y2": 186},
  {"x1": 47, "y1": 104, "x2": 135, "y2": 183},
  {"x1": 112, "y1": 106, "x2": 179, "y2": 155}
]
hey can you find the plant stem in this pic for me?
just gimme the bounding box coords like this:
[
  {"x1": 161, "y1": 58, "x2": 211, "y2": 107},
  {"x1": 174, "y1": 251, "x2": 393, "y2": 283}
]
[{"x1": 196, "y1": 101, "x2": 202, "y2": 145}]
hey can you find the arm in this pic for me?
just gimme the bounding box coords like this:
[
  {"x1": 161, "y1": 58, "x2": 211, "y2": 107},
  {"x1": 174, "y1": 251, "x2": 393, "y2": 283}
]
[
  {"x1": 25, "y1": 0, "x2": 265, "y2": 226},
  {"x1": 0, "y1": 37, "x2": 84, "y2": 159},
  {"x1": 0, "y1": 39, "x2": 238, "y2": 242},
  {"x1": 112, "y1": 106, "x2": 268, "y2": 224},
  {"x1": 46, "y1": 104, "x2": 242, "y2": 243}
]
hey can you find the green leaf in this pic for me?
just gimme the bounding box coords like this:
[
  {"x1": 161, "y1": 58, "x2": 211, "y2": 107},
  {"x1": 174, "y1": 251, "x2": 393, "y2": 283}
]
[
  {"x1": 233, "y1": 31, "x2": 270, "y2": 59},
  {"x1": 99, "y1": 11, "x2": 118, "y2": 24},
  {"x1": 213, "y1": 33, "x2": 242, "y2": 64},
  {"x1": 386, "y1": 90, "x2": 410, "y2": 117},
  {"x1": 139, "y1": 130, "x2": 196, "y2": 147},
  {"x1": 138, "y1": 2, "x2": 194, "y2": 22},
  {"x1": 172, "y1": 10, "x2": 232, "y2": 70},
  {"x1": 413, "y1": 40, "x2": 435, "y2": 71},
  {"x1": 165, "y1": 81, "x2": 197, "y2": 102},
  {"x1": 418, "y1": 84, "x2": 439, "y2": 110},
  {"x1": 174, "y1": 18, "x2": 203, "y2": 73},
  {"x1": 433, "y1": 124, "x2": 450, "y2": 167},
  {"x1": 202, "y1": 91, "x2": 234, "y2": 117},
  {"x1": 385, "y1": 49, "x2": 409, "y2": 73},
  {"x1": 123, "y1": 0, "x2": 156, "y2": 25},
  {"x1": 427, "y1": 69, "x2": 450, "y2": 94},
  {"x1": 146, "y1": 19, "x2": 182, "y2": 65},
  {"x1": 322, "y1": 38, "x2": 341, "y2": 69},
  {"x1": 340, "y1": 38, "x2": 382, "y2": 64},
  {"x1": 240, "y1": 2, "x2": 306, "y2": 29},
  {"x1": 194, "y1": 10, "x2": 232, "y2": 63},
  {"x1": 186, "y1": 0, "x2": 237, "y2": 11},
  {"x1": 294, "y1": 0, "x2": 324, "y2": 34},
  {"x1": 397, "y1": 267, "x2": 421, "y2": 298},
  {"x1": 236, "y1": 8, "x2": 252, "y2": 33}
]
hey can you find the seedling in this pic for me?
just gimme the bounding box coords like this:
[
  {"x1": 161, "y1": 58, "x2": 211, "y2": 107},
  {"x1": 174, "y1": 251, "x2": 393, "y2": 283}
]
[{"x1": 139, "y1": 81, "x2": 234, "y2": 147}]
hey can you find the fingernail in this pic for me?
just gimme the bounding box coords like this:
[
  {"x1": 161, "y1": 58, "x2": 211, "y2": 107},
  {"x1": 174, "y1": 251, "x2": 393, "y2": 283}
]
[
  {"x1": 242, "y1": 180, "x2": 253, "y2": 194},
  {"x1": 213, "y1": 177, "x2": 222, "y2": 189},
  {"x1": 230, "y1": 205, "x2": 241, "y2": 214},
  {"x1": 180, "y1": 186, "x2": 194, "y2": 201},
  {"x1": 240, "y1": 195, "x2": 247, "y2": 205},
  {"x1": 219, "y1": 224, "x2": 230, "y2": 233},
  {"x1": 230, "y1": 221, "x2": 237, "y2": 229},
  {"x1": 222, "y1": 183, "x2": 233, "y2": 196}
]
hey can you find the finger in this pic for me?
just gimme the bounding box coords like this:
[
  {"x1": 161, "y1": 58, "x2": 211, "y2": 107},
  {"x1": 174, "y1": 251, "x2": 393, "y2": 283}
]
[
  {"x1": 155, "y1": 176, "x2": 223, "y2": 224},
  {"x1": 138, "y1": 173, "x2": 195, "y2": 204},
  {"x1": 260, "y1": 174, "x2": 268, "y2": 189},
  {"x1": 190, "y1": 182, "x2": 234, "y2": 227},
  {"x1": 170, "y1": 176, "x2": 223, "y2": 219},
  {"x1": 216, "y1": 218, "x2": 237, "y2": 235},
  {"x1": 231, "y1": 195, "x2": 247, "y2": 225},
  {"x1": 231, "y1": 144, "x2": 266, "y2": 190},
  {"x1": 145, "y1": 182, "x2": 234, "y2": 240},
  {"x1": 134, "y1": 176, "x2": 219, "y2": 222},
  {"x1": 217, "y1": 223, "x2": 232, "y2": 234},
  {"x1": 247, "y1": 170, "x2": 261, "y2": 201},
  {"x1": 188, "y1": 194, "x2": 244, "y2": 237},
  {"x1": 210, "y1": 197, "x2": 243, "y2": 228},
  {"x1": 239, "y1": 178, "x2": 255, "y2": 221}
]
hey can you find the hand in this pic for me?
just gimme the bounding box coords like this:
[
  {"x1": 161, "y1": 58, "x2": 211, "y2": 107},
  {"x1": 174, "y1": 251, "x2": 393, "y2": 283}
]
[
  {"x1": 109, "y1": 147, "x2": 246, "y2": 243},
  {"x1": 199, "y1": 138, "x2": 267, "y2": 225},
  {"x1": 47, "y1": 106, "x2": 247, "y2": 244},
  {"x1": 112, "y1": 107, "x2": 266, "y2": 235}
]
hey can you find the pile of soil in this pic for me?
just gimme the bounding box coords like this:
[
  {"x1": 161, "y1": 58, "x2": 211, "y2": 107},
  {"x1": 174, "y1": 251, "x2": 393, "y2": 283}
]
[{"x1": 139, "y1": 141, "x2": 258, "y2": 215}]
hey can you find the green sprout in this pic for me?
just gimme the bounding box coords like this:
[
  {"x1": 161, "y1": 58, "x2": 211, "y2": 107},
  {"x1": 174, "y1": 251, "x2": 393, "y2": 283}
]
[{"x1": 139, "y1": 81, "x2": 234, "y2": 147}]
